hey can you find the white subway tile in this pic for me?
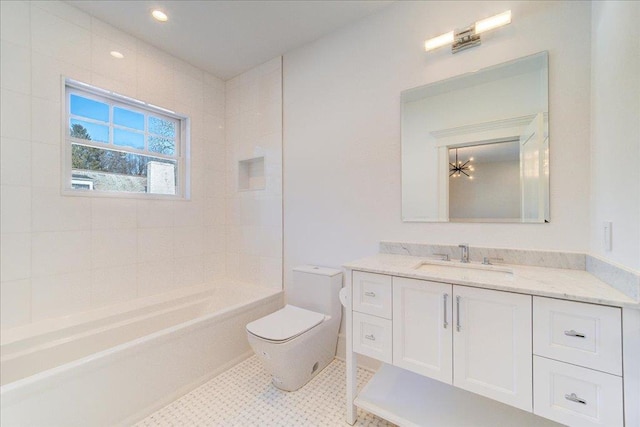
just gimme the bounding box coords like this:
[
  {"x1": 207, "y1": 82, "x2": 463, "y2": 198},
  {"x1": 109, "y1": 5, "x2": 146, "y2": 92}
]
[
  {"x1": 0, "y1": 279, "x2": 31, "y2": 328},
  {"x1": 91, "y1": 229, "x2": 138, "y2": 268},
  {"x1": 137, "y1": 260, "x2": 175, "y2": 297},
  {"x1": 31, "y1": 6, "x2": 91, "y2": 69},
  {"x1": 173, "y1": 200, "x2": 204, "y2": 227},
  {"x1": 204, "y1": 85, "x2": 225, "y2": 118},
  {"x1": 225, "y1": 252, "x2": 240, "y2": 281},
  {"x1": 31, "y1": 142, "x2": 61, "y2": 188},
  {"x1": 204, "y1": 253, "x2": 225, "y2": 282},
  {"x1": 174, "y1": 255, "x2": 204, "y2": 287},
  {"x1": 31, "y1": 187, "x2": 91, "y2": 232},
  {"x1": 91, "y1": 264, "x2": 137, "y2": 307},
  {"x1": 1, "y1": 89, "x2": 31, "y2": 140},
  {"x1": 174, "y1": 72, "x2": 204, "y2": 111},
  {"x1": 31, "y1": 230, "x2": 91, "y2": 277},
  {"x1": 137, "y1": 227, "x2": 174, "y2": 263},
  {"x1": 1, "y1": 40, "x2": 31, "y2": 94},
  {"x1": 31, "y1": 270, "x2": 91, "y2": 321},
  {"x1": 0, "y1": 185, "x2": 31, "y2": 233},
  {"x1": 32, "y1": 1, "x2": 91, "y2": 29},
  {"x1": 1, "y1": 138, "x2": 31, "y2": 186},
  {"x1": 204, "y1": 197, "x2": 226, "y2": 226},
  {"x1": 238, "y1": 254, "x2": 260, "y2": 284},
  {"x1": 91, "y1": 198, "x2": 137, "y2": 230},
  {"x1": 90, "y1": 18, "x2": 137, "y2": 51},
  {"x1": 90, "y1": 35, "x2": 137, "y2": 87},
  {"x1": 0, "y1": 232, "x2": 31, "y2": 282},
  {"x1": 0, "y1": 1, "x2": 30, "y2": 48},
  {"x1": 137, "y1": 199, "x2": 175, "y2": 228},
  {"x1": 259, "y1": 256, "x2": 283, "y2": 290},
  {"x1": 31, "y1": 98, "x2": 62, "y2": 146},
  {"x1": 174, "y1": 226, "x2": 205, "y2": 257},
  {"x1": 31, "y1": 52, "x2": 90, "y2": 103},
  {"x1": 204, "y1": 225, "x2": 226, "y2": 254}
]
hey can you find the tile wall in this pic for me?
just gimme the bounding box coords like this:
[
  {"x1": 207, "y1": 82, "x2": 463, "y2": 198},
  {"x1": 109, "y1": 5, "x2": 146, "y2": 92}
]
[
  {"x1": 224, "y1": 58, "x2": 283, "y2": 289},
  {"x1": 0, "y1": 1, "x2": 282, "y2": 329}
]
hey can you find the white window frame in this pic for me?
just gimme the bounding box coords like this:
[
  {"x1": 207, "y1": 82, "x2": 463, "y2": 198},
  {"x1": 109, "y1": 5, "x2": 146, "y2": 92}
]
[{"x1": 61, "y1": 77, "x2": 190, "y2": 199}]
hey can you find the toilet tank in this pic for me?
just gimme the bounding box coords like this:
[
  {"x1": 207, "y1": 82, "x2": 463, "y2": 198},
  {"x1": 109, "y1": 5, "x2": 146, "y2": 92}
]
[{"x1": 289, "y1": 265, "x2": 343, "y2": 319}]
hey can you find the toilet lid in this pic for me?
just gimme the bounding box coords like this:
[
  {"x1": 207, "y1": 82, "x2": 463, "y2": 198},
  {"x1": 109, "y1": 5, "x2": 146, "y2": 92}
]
[{"x1": 246, "y1": 305, "x2": 325, "y2": 342}]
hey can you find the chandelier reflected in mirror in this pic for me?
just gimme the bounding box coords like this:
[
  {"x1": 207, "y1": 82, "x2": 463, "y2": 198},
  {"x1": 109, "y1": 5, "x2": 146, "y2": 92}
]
[{"x1": 449, "y1": 148, "x2": 474, "y2": 179}]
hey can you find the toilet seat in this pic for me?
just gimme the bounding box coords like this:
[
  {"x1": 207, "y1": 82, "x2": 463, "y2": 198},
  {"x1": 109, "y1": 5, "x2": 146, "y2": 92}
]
[{"x1": 246, "y1": 305, "x2": 326, "y2": 343}]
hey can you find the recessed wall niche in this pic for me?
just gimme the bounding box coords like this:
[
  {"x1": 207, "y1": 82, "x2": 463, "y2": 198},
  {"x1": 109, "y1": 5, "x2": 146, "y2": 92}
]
[{"x1": 238, "y1": 157, "x2": 266, "y2": 191}]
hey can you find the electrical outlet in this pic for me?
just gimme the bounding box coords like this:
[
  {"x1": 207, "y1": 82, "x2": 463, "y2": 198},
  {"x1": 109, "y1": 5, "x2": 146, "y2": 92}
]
[{"x1": 603, "y1": 221, "x2": 612, "y2": 251}]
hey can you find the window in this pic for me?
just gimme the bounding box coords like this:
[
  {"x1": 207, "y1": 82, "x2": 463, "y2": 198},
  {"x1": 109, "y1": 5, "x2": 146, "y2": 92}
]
[{"x1": 64, "y1": 79, "x2": 189, "y2": 198}]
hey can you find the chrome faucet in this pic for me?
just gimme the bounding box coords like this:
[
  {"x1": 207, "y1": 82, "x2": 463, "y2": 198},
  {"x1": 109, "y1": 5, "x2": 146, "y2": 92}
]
[{"x1": 458, "y1": 243, "x2": 470, "y2": 263}]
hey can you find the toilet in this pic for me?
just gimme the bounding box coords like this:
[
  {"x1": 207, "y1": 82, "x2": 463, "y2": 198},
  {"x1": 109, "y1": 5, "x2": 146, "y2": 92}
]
[{"x1": 246, "y1": 265, "x2": 343, "y2": 391}]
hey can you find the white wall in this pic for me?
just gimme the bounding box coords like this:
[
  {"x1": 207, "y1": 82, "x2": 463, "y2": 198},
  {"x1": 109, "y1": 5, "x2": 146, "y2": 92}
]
[
  {"x1": 0, "y1": 1, "x2": 229, "y2": 328},
  {"x1": 283, "y1": 0, "x2": 592, "y2": 283},
  {"x1": 590, "y1": 1, "x2": 640, "y2": 270},
  {"x1": 224, "y1": 58, "x2": 283, "y2": 289}
]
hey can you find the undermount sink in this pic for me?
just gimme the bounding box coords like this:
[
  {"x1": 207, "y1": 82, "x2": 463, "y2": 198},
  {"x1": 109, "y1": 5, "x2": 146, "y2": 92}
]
[{"x1": 414, "y1": 260, "x2": 514, "y2": 279}]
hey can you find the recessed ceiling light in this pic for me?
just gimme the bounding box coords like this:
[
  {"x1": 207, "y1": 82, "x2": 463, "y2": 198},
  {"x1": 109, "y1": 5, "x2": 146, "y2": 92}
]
[
  {"x1": 152, "y1": 9, "x2": 168, "y2": 22},
  {"x1": 110, "y1": 51, "x2": 124, "y2": 59}
]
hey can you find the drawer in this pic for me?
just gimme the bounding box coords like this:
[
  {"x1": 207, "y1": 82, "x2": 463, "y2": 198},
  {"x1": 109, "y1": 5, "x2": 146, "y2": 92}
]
[
  {"x1": 353, "y1": 312, "x2": 392, "y2": 363},
  {"x1": 533, "y1": 356, "x2": 623, "y2": 427},
  {"x1": 533, "y1": 297, "x2": 622, "y2": 375},
  {"x1": 352, "y1": 271, "x2": 392, "y2": 319}
]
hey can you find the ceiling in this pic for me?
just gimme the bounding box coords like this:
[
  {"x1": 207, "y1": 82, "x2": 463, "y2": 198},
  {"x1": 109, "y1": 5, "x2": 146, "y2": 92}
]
[{"x1": 67, "y1": 0, "x2": 394, "y2": 80}]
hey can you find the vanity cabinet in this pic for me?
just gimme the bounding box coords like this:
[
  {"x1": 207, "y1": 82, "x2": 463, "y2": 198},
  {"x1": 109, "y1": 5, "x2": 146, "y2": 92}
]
[
  {"x1": 453, "y1": 285, "x2": 532, "y2": 411},
  {"x1": 346, "y1": 270, "x2": 631, "y2": 427},
  {"x1": 391, "y1": 277, "x2": 532, "y2": 411},
  {"x1": 532, "y1": 297, "x2": 624, "y2": 426}
]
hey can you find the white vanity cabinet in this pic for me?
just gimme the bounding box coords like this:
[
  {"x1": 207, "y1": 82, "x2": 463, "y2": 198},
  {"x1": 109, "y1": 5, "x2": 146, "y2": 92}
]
[
  {"x1": 392, "y1": 277, "x2": 452, "y2": 383},
  {"x1": 453, "y1": 285, "x2": 532, "y2": 411},
  {"x1": 392, "y1": 277, "x2": 532, "y2": 411},
  {"x1": 532, "y1": 297, "x2": 624, "y2": 426},
  {"x1": 346, "y1": 269, "x2": 634, "y2": 427}
]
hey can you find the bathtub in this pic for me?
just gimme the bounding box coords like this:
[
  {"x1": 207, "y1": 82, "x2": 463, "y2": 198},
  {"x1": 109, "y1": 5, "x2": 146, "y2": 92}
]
[{"x1": 0, "y1": 284, "x2": 283, "y2": 426}]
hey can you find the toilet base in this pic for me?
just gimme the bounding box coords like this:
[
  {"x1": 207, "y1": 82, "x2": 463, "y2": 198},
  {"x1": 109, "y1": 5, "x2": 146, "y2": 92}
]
[{"x1": 248, "y1": 319, "x2": 339, "y2": 392}]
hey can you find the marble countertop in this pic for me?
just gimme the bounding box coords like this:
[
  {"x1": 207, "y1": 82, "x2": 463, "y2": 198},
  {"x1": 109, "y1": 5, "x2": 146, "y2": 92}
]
[{"x1": 344, "y1": 253, "x2": 639, "y2": 308}]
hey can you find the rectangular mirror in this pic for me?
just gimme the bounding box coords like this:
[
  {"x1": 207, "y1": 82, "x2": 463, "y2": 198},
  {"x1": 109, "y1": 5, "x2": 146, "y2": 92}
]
[{"x1": 401, "y1": 52, "x2": 549, "y2": 223}]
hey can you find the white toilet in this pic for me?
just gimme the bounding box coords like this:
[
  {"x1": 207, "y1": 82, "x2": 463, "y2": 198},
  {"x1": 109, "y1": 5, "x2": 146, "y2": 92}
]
[{"x1": 246, "y1": 265, "x2": 343, "y2": 391}]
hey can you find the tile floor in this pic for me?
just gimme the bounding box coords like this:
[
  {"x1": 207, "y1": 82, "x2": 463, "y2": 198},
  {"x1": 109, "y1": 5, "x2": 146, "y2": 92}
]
[{"x1": 136, "y1": 356, "x2": 394, "y2": 426}]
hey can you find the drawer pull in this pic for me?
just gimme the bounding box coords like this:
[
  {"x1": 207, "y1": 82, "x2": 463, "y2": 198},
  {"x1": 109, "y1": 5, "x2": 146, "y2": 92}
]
[
  {"x1": 564, "y1": 330, "x2": 586, "y2": 338},
  {"x1": 364, "y1": 291, "x2": 376, "y2": 297},
  {"x1": 565, "y1": 393, "x2": 587, "y2": 405},
  {"x1": 364, "y1": 334, "x2": 376, "y2": 341},
  {"x1": 456, "y1": 296, "x2": 461, "y2": 332},
  {"x1": 443, "y1": 293, "x2": 449, "y2": 329}
]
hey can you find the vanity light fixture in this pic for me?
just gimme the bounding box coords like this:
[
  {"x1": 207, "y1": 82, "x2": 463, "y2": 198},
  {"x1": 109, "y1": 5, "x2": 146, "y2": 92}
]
[
  {"x1": 424, "y1": 10, "x2": 511, "y2": 54},
  {"x1": 110, "y1": 51, "x2": 124, "y2": 59},
  {"x1": 152, "y1": 9, "x2": 168, "y2": 22},
  {"x1": 450, "y1": 149, "x2": 474, "y2": 179}
]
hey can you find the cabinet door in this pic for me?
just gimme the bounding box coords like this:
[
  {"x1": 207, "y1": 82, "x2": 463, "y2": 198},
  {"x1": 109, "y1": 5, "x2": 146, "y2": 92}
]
[
  {"x1": 453, "y1": 286, "x2": 532, "y2": 411},
  {"x1": 393, "y1": 277, "x2": 452, "y2": 384}
]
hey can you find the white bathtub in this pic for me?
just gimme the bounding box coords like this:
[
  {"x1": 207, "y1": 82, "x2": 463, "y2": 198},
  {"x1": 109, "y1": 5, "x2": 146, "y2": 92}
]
[{"x1": 0, "y1": 284, "x2": 283, "y2": 426}]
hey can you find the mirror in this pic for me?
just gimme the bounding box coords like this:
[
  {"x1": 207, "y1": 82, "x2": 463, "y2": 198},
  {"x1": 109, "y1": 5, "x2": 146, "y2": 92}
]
[{"x1": 401, "y1": 52, "x2": 549, "y2": 223}]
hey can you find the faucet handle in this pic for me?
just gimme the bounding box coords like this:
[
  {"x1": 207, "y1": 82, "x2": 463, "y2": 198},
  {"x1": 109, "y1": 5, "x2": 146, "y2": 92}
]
[
  {"x1": 482, "y1": 257, "x2": 504, "y2": 265},
  {"x1": 458, "y1": 243, "x2": 469, "y2": 248}
]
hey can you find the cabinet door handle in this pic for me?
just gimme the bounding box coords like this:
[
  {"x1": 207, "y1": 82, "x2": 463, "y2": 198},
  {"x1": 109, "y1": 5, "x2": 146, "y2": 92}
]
[
  {"x1": 564, "y1": 330, "x2": 586, "y2": 338},
  {"x1": 443, "y1": 293, "x2": 449, "y2": 328},
  {"x1": 565, "y1": 393, "x2": 587, "y2": 405},
  {"x1": 456, "y1": 296, "x2": 461, "y2": 332},
  {"x1": 364, "y1": 291, "x2": 376, "y2": 297},
  {"x1": 364, "y1": 334, "x2": 376, "y2": 341}
]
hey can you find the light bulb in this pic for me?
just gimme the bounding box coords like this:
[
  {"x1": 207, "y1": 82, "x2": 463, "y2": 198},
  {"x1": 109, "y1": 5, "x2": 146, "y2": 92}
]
[{"x1": 152, "y1": 10, "x2": 168, "y2": 22}]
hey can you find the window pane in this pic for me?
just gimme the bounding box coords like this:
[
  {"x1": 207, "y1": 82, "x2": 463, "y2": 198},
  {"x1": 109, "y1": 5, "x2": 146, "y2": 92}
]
[
  {"x1": 114, "y1": 128, "x2": 144, "y2": 150},
  {"x1": 71, "y1": 144, "x2": 176, "y2": 195},
  {"x1": 149, "y1": 116, "x2": 176, "y2": 137},
  {"x1": 148, "y1": 136, "x2": 175, "y2": 155},
  {"x1": 114, "y1": 107, "x2": 144, "y2": 130},
  {"x1": 70, "y1": 119, "x2": 109, "y2": 143},
  {"x1": 70, "y1": 94, "x2": 109, "y2": 122}
]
